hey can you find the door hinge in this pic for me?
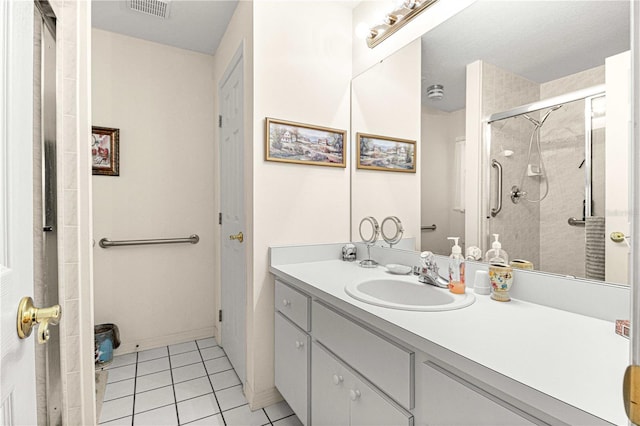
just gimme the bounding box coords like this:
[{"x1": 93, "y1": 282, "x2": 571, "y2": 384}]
[
  {"x1": 218, "y1": 115, "x2": 222, "y2": 128},
  {"x1": 218, "y1": 310, "x2": 222, "y2": 322},
  {"x1": 218, "y1": 212, "x2": 222, "y2": 225}
]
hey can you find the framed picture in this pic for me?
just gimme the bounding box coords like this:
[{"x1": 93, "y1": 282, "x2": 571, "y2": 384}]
[
  {"x1": 92, "y1": 126, "x2": 119, "y2": 176},
  {"x1": 265, "y1": 118, "x2": 346, "y2": 167},
  {"x1": 356, "y1": 132, "x2": 416, "y2": 173}
]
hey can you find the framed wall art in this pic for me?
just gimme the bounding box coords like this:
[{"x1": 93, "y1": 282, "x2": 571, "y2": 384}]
[
  {"x1": 92, "y1": 126, "x2": 120, "y2": 176},
  {"x1": 356, "y1": 132, "x2": 416, "y2": 173},
  {"x1": 265, "y1": 118, "x2": 346, "y2": 167}
]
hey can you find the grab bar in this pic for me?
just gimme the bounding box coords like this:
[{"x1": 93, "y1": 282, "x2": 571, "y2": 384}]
[
  {"x1": 491, "y1": 159, "x2": 503, "y2": 217},
  {"x1": 99, "y1": 234, "x2": 200, "y2": 248},
  {"x1": 568, "y1": 217, "x2": 586, "y2": 227},
  {"x1": 421, "y1": 224, "x2": 437, "y2": 231}
]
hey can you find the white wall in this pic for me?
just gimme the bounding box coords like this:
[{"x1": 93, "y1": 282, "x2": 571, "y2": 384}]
[
  {"x1": 92, "y1": 29, "x2": 216, "y2": 352},
  {"x1": 421, "y1": 107, "x2": 465, "y2": 254},
  {"x1": 351, "y1": 39, "x2": 422, "y2": 247},
  {"x1": 250, "y1": 0, "x2": 353, "y2": 407}
]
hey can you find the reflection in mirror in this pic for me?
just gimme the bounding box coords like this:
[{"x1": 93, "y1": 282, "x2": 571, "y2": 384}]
[{"x1": 415, "y1": 1, "x2": 630, "y2": 284}]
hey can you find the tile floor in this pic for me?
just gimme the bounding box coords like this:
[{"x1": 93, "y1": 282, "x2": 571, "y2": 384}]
[{"x1": 99, "y1": 337, "x2": 302, "y2": 426}]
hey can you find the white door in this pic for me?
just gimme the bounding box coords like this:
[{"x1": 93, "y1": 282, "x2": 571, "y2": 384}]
[
  {"x1": 0, "y1": 1, "x2": 38, "y2": 424},
  {"x1": 219, "y1": 49, "x2": 246, "y2": 384},
  {"x1": 604, "y1": 51, "x2": 630, "y2": 284}
]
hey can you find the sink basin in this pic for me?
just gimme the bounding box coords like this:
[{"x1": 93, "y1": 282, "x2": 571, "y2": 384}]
[{"x1": 345, "y1": 278, "x2": 475, "y2": 311}]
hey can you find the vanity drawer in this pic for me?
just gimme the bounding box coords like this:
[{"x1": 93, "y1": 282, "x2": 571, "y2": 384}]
[
  {"x1": 312, "y1": 301, "x2": 414, "y2": 409},
  {"x1": 275, "y1": 279, "x2": 310, "y2": 331}
]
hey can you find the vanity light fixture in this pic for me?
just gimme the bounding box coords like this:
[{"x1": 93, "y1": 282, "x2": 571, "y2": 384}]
[
  {"x1": 426, "y1": 84, "x2": 444, "y2": 100},
  {"x1": 365, "y1": 0, "x2": 439, "y2": 48}
]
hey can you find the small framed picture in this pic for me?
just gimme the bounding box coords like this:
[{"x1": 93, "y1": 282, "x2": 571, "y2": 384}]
[
  {"x1": 356, "y1": 132, "x2": 416, "y2": 173},
  {"x1": 265, "y1": 118, "x2": 346, "y2": 167},
  {"x1": 92, "y1": 126, "x2": 119, "y2": 176}
]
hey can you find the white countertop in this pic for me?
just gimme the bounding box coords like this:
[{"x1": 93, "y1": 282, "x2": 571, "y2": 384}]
[{"x1": 270, "y1": 259, "x2": 629, "y2": 425}]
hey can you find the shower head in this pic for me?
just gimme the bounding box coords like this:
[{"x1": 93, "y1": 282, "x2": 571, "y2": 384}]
[
  {"x1": 522, "y1": 104, "x2": 563, "y2": 128},
  {"x1": 539, "y1": 104, "x2": 562, "y2": 126}
]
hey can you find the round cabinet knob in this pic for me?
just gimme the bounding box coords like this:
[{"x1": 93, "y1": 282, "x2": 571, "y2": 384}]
[
  {"x1": 295, "y1": 341, "x2": 304, "y2": 349},
  {"x1": 282, "y1": 299, "x2": 291, "y2": 307},
  {"x1": 332, "y1": 374, "x2": 343, "y2": 385},
  {"x1": 349, "y1": 389, "x2": 361, "y2": 401}
]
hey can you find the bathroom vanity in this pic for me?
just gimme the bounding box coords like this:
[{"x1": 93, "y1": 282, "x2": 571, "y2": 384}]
[{"x1": 269, "y1": 244, "x2": 629, "y2": 425}]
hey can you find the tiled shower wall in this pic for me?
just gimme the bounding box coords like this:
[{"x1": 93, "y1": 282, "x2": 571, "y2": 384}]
[
  {"x1": 47, "y1": 1, "x2": 95, "y2": 424},
  {"x1": 482, "y1": 62, "x2": 541, "y2": 265},
  {"x1": 538, "y1": 67, "x2": 605, "y2": 277},
  {"x1": 483, "y1": 62, "x2": 605, "y2": 277}
]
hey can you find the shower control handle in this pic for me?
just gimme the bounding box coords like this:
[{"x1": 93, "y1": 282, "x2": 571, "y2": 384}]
[{"x1": 491, "y1": 160, "x2": 503, "y2": 217}]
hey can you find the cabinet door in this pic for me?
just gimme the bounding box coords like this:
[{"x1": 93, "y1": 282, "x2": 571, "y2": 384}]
[
  {"x1": 311, "y1": 342, "x2": 350, "y2": 426},
  {"x1": 419, "y1": 362, "x2": 536, "y2": 425},
  {"x1": 348, "y1": 374, "x2": 413, "y2": 426},
  {"x1": 275, "y1": 313, "x2": 309, "y2": 425}
]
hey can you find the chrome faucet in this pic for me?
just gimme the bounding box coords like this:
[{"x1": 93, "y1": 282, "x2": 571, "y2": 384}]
[{"x1": 415, "y1": 251, "x2": 449, "y2": 288}]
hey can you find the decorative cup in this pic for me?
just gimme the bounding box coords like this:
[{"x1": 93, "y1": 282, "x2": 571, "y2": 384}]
[{"x1": 489, "y1": 263, "x2": 514, "y2": 302}]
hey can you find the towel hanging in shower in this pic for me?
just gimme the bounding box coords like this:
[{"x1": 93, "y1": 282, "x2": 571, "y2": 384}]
[{"x1": 585, "y1": 216, "x2": 605, "y2": 281}]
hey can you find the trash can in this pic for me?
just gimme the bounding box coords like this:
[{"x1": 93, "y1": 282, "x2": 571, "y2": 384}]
[{"x1": 94, "y1": 323, "x2": 120, "y2": 366}]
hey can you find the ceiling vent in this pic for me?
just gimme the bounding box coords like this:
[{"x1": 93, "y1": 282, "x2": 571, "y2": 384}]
[{"x1": 128, "y1": 0, "x2": 171, "y2": 19}]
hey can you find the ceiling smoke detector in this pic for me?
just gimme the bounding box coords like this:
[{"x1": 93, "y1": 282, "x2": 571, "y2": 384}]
[
  {"x1": 426, "y1": 84, "x2": 444, "y2": 100},
  {"x1": 128, "y1": 0, "x2": 171, "y2": 19}
]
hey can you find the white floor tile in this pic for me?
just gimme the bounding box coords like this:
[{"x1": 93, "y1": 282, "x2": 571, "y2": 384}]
[
  {"x1": 196, "y1": 337, "x2": 218, "y2": 349},
  {"x1": 273, "y1": 414, "x2": 302, "y2": 426},
  {"x1": 135, "y1": 370, "x2": 172, "y2": 393},
  {"x1": 216, "y1": 385, "x2": 247, "y2": 412},
  {"x1": 264, "y1": 400, "x2": 294, "y2": 422},
  {"x1": 134, "y1": 385, "x2": 175, "y2": 414},
  {"x1": 169, "y1": 341, "x2": 198, "y2": 355},
  {"x1": 170, "y1": 350, "x2": 202, "y2": 368},
  {"x1": 109, "y1": 353, "x2": 137, "y2": 369},
  {"x1": 183, "y1": 413, "x2": 224, "y2": 425},
  {"x1": 209, "y1": 370, "x2": 241, "y2": 391},
  {"x1": 172, "y1": 362, "x2": 207, "y2": 384},
  {"x1": 100, "y1": 415, "x2": 132, "y2": 425},
  {"x1": 137, "y1": 357, "x2": 170, "y2": 377},
  {"x1": 107, "y1": 364, "x2": 136, "y2": 384},
  {"x1": 177, "y1": 393, "x2": 220, "y2": 424},
  {"x1": 99, "y1": 396, "x2": 134, "y2": 423},
  {"x1": 204, "y1": 357, "x2": 232, "y2": 375},
  {"x1": 104, "y1": 378, "x2": 135, "y2": 401},
  {"x1": 137, "y1": 347, "x2": 168, "y2": 363},
  {"x1": 222, "y1": 404, "x2": 270, "y2": 426},
  {"x1": 133, "y1": 404, "x2": 178, "y2": 426},
  {"x1": 174, "y1": 376, "x2": 213, "y2": 402},
  {"x1": 199, "y1": 346, "x2": 225, "y2": 361}
]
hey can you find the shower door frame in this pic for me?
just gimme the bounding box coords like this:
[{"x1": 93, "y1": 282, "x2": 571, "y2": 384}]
[{"x1": 482, "y1": 84, "x2": 606, "y2": 264}]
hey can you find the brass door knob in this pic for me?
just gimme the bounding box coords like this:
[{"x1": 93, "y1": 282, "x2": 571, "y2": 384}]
[
  {"x1": 611, "y1": 232, "x2": 626, "y2": 243},
  {"x1": 17, "y1": 297, "x2": 61, "y2": 344},
  {"x1": 229, "y1": 231, "x2": 244, "y2": 243}
]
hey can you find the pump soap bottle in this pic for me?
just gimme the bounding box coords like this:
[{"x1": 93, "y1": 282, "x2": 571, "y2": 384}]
[
  {"x1": 485, "y1": 234, "x2": 509, "y2": 265},
  {"x1": 447, "y1": 237, "x2": 465, "y2": 294}
]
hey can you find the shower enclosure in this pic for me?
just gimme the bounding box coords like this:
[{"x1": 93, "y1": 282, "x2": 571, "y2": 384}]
[{"x1": 485, "y1": 86, "x2": 606, "y2": 281}]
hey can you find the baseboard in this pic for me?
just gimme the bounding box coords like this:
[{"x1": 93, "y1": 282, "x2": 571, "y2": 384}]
[
  {"x1": 114, "y1": 326, "x2": 216, "y2": 355},
  {"x1": 245, "y1": 381, "x2": 282, "y2": 410}
]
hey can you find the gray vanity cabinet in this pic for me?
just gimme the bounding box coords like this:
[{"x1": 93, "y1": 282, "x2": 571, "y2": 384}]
[
  {"x1": 274, "y1": 280, "x2": 311, "y2": 425},
  {"x1": 312, "y1": 342, "x2": 413, "y2": 426},
  {"x1": 417, "y1": 362, "x2": 537, "y2": 425}
]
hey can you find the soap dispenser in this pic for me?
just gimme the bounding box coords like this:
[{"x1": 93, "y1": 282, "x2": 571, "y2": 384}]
[
  {"x1": 485, "y1": 234, "x2": 509, "y2": 265},
  {"x1": 447, "y1": 237, "x2": 465, "y2": 294}
]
